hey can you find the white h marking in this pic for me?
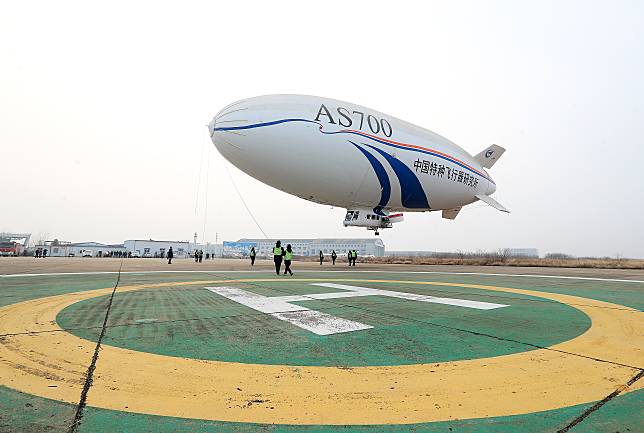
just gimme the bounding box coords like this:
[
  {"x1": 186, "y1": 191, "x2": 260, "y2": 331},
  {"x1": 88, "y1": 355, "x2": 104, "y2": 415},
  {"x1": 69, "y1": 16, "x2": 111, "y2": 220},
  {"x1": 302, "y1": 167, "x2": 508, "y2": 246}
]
[{"x1": 206, "y1": 283, "x2": 508, "y2": 335}]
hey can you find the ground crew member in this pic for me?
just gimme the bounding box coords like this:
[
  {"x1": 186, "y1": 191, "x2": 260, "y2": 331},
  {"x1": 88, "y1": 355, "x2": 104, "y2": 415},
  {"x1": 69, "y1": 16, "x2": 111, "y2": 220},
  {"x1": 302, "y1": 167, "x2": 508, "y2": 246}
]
[
  {"x1": 167, "y1": 246, "x2": 173, "y2": 264},
  {"x1": 319, "y1": 250, "x2": 324, "y2": 265},
  {"x1": 331, "y1": 250, "x2": 337, "y2": 265},
  {"x1": 283, "y1": 244, "x2": 294, "y2": 276},
  {"x1": 250, "y1": 247, "x2": 256, "y2": 266},
  {"x1": 273, "y1": 241, "x2": 284, "y2": 275},
  {"x1": 199, "y1": 250, "x2": 203, "y2": 263},
  {"x1": 352, "y1": 250, "x2": 358, "y2": 266},
  {"x1": 194, "y1": 249, "x2": 199, "y2": 263}
]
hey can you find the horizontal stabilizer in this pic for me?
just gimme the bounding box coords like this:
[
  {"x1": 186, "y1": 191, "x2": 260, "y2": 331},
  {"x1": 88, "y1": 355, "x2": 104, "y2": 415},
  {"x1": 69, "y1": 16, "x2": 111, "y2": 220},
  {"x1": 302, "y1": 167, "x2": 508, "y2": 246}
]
[
  {"x1": 475, "y1": 194, "x2": 510, "y2": 213},
  {"x1": 474, "y1": 144, "x2": 505, "y2": 168},
  {"x1": 442, "y1": 207, "x2": 461, "y2": 220}
]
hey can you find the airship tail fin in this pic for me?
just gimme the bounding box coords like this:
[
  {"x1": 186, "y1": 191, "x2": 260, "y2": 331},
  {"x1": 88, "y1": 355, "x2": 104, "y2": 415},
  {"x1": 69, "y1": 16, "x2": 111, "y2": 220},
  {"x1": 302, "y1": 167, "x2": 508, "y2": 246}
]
[
  {"x1": 475, "y1": 194, "x2": 510, "y2": 213},
  {"x1": 442, "y1": 207, "x2": 462, "y2": 220},
  {"x1": 474, "y1": 144, "x2": 505, "y2": 168}
]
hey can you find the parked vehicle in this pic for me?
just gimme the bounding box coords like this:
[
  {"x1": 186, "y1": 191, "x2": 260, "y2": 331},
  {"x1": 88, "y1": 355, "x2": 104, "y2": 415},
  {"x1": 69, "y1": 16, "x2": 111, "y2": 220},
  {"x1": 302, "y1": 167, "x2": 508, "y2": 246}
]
[{"x1": 0, "y1": 241, "x2": 23, "y2": 256}]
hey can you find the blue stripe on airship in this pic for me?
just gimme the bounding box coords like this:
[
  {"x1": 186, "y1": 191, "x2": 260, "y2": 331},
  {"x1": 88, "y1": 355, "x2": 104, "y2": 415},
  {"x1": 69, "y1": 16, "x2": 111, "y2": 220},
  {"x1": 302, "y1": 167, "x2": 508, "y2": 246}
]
[
  {"x1": 349, "y1": 141, "x2": 391, "y2": 215},
  {"x1": 213, "y1": 118, "x2": 492, "y2": 185},
  {"x1": 214, "y1": 118, "x2": 318, "y2": 131},
  {"x1": 364, "y1": 144, "x2": 430, "y2": 210}
]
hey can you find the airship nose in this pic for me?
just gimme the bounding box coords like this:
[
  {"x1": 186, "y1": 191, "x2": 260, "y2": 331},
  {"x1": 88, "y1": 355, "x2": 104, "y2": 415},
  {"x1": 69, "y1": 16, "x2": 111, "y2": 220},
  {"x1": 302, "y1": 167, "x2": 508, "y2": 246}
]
[
  {"x1": 208, "y1": 113, "x2": 246, "y2": 156},
  {"x1": 208, "y1": 117, "x2": 217, "y2": 137}
]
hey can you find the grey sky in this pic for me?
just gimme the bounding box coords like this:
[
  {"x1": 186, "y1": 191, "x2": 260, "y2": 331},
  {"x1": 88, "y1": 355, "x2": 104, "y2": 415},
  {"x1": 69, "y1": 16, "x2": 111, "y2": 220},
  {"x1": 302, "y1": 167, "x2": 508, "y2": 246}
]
[{"x1": 1, "y1": 1, "x2": 643, "y2": 257}]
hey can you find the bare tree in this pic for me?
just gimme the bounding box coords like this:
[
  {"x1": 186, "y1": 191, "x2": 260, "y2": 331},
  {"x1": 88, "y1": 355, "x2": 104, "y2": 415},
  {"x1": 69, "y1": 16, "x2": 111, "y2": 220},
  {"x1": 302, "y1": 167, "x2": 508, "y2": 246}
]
[{"x1": 35, "y1": 230, "x2": 49, "y2": 246}]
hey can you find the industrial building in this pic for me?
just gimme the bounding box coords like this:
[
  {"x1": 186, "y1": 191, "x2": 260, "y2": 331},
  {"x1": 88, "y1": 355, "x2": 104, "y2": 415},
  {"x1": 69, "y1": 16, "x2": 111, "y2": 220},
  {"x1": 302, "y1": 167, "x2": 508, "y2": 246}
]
[
  {"x1": 233, "y1": 238, "x2": 385, "y2": 257},
  {"x1": 124, "y1": 239, "x2": 190, "y2": 258},
  {"x1": 33, "y1": 241, "x2": 126, "y2": 257},
  {"x1": 28, "y1": 238, "x2": 197, "y2": 258},
  {"x1": 504, "y1": 248, "x2": 539, "y2": 257}
]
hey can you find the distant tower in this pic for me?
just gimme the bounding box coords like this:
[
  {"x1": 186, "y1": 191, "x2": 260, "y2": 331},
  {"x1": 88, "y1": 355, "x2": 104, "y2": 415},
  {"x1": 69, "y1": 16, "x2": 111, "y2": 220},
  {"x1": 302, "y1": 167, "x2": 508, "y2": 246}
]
[{"x1": 193, "y1": 232, "x2": 198, "y2": 250}]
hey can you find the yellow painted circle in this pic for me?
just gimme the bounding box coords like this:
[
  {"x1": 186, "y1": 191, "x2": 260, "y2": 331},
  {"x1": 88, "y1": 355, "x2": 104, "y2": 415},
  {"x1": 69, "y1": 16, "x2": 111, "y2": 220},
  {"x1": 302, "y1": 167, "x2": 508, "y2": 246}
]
[{"x1": 0, "y1": 278, "x2": 642, "y2": 425}]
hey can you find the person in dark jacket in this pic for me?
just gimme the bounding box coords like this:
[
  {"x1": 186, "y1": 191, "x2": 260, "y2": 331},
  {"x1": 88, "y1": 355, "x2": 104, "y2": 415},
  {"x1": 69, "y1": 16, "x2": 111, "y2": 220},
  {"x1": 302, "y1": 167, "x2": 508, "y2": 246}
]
[
  {"x1": 319, "y1": 250, "x2": 324, "y2": 265},
  {"x1": 250, "y1": 247, "x2": 256, "y2": 266},
  {"x1": 283, "y1": 244, "x2": 294, "y2": 276},
  {"x1": 167, "y1": 246, "x2": 174, "y2": 264},
  {"x1": 331, "y1": 250, "x2": 337, "y2": 265},
  {"x1": 273, "y1": 241, "x2": 284, "y2": 275}
]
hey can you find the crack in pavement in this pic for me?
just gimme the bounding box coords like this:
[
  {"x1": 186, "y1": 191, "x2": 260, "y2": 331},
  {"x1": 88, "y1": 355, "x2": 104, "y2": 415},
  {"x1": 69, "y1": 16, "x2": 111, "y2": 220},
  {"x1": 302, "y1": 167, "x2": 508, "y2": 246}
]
[
  {"x1": 556, "y1": 369, "x2": 644, "y2": 432},
  {"x1": 67, "y1": 262, "x2": 122, "y2": 433}
]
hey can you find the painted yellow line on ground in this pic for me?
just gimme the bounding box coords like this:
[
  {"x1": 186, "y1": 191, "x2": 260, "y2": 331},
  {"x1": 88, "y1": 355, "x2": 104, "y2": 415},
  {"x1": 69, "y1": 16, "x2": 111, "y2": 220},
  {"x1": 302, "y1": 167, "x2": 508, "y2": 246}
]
[{"x1": 0, "y1": 279, "x2": 642, "y2": 425}]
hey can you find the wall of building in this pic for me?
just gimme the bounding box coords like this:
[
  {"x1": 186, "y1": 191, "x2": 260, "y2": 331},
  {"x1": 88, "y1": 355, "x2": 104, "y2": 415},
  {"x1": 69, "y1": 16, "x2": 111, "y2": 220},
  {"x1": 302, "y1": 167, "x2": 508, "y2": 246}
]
[
  {"x1": 71, "y1": 244, "x2": 125, "y2": 257},
  {"x1": 34, "y1": 242, "x2": 126, "y2": 257},
  {"x1": 237, "y1": 238, "x2": 385, "y2": 257},
  {"x1": 194, "y1": 243, "x2": 223, "y2": 257},
  {"x1": 34, "y1": 244, "x2": 70, "y2": 257},
  {"x1": 124, "y1": 240, "x2": 190, "y2": 257}
]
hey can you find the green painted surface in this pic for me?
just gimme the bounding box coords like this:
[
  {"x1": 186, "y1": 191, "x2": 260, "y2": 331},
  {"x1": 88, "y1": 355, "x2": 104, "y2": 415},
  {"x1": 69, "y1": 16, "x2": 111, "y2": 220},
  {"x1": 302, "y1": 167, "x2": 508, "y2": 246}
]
[
  {"x1": 0, "y1": 275, "x2": 118, "y2": 307},
  {"x1": 57, "y1": 278, "x2": 590, "y2": 366},
  {"x1": 339, "y1": 272, "x2": 644, "y2": 311},
  {"x1": 1, "y1": 385, "x2": 642, "y2": 433},
  {"x1": 0, "y1": 386, "x2": 75, "y2": 433},
  {"x1": 1, "y1": 270, "x2": 642, "y2": 432}
]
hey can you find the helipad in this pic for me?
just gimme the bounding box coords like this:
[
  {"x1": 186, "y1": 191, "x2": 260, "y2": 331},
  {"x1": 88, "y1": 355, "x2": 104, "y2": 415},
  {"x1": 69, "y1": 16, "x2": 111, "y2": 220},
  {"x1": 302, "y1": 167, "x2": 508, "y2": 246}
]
[{"x1": 0, "y1": 259, "x2": 642, "y2": 432}]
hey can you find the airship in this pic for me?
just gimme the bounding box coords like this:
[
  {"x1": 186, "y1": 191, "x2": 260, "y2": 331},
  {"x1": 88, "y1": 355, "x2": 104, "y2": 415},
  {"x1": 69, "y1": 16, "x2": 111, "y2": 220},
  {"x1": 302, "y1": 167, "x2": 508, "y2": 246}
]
[{"x1": 209, "y1": 95, "x2": 508, "y2": 234}]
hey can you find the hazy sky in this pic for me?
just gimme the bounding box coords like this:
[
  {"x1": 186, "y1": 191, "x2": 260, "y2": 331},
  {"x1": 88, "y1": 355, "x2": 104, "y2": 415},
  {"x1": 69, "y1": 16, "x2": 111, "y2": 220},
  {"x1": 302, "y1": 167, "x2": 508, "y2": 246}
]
[{"x1": 2, "y1": 1, "x2": 643, "y2": 257}]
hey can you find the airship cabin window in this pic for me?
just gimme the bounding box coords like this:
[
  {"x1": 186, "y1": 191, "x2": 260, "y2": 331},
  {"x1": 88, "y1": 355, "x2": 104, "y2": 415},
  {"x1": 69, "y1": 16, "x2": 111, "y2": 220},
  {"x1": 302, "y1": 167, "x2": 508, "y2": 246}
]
[{"x1": 353, "y1": 211, "x2": 360, "y2": 220}]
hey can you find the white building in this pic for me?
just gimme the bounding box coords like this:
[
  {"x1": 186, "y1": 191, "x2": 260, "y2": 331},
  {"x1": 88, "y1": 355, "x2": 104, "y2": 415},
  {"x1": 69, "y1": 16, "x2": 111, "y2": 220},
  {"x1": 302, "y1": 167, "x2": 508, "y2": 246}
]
[
  {"x1": 193, "y1": 243, "x2": 223, "y2": 257},
  {"x1": 69, "y1": 242, "x2": 125, "y2": 257},
  {"x1": 34, "y1": 241, "x2": 126, "y2": 257},
  {"x1": 124, "y1": 239, "x2": 190, "y2": 258},
  {"x1": 236, "y1": 238, "x2": 385, "y2": 257},
  {"x1": 504, "y1": 248, "x2": 539, "y2": 258}
]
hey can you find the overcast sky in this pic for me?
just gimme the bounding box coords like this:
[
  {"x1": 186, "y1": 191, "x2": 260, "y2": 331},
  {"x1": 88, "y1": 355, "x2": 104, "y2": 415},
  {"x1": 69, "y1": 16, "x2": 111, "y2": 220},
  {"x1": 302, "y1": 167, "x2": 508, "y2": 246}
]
[{"x1": 2, "y1": 1, "x2": 643, "y2": 258}]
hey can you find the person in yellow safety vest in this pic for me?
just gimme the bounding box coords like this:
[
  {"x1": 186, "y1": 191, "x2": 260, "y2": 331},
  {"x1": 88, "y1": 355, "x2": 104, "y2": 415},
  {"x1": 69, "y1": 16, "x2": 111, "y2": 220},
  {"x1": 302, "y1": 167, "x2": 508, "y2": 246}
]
[
  {"x1": 273, "y1": 241, "x2": 285, "y2": 275},
  {"x1": 319, "y1": 250, "x2": 324, "y2": 265},
  {"x1": 351, "y1": 250, "x2": 358, "y2": 266},
  {"x1": 249, "y1": 247, "x2": 256, "y2": 266},
  {"x1": 283, "y1": 244, "x2": 294, "y2": 276}
]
